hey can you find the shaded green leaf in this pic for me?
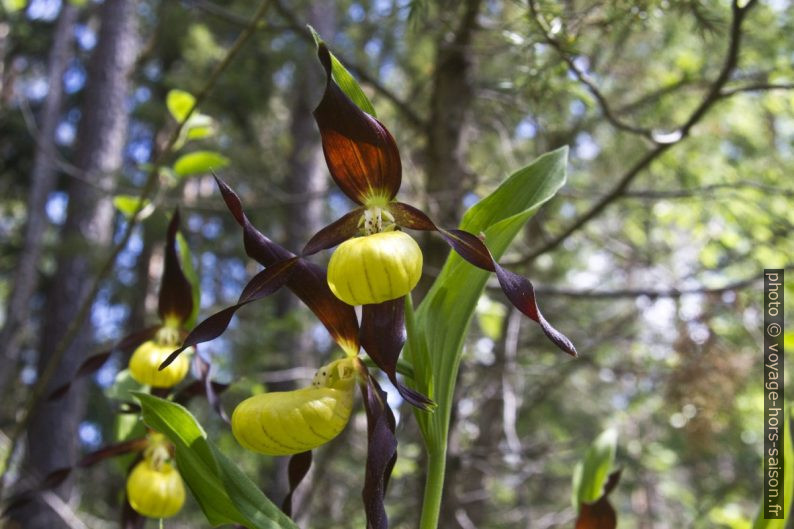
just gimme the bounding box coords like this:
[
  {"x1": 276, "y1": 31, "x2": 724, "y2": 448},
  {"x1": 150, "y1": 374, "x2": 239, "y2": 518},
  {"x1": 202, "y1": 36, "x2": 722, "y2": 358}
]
[
  {"x1": 308, "y1": 25, "x2": 377, "y2": 117},
  {"x1": 173, "y1": 151, "x2": 229, "y2": 177},
  {"x1": 176, "y1": 232, "x2": 201, "y2": 329},
  {"x1": 212, "y1": 446, "x2": 298, "y2": 529},
  {"x1": 134, "y1": 393, "x2": 297, "y2": 529}
]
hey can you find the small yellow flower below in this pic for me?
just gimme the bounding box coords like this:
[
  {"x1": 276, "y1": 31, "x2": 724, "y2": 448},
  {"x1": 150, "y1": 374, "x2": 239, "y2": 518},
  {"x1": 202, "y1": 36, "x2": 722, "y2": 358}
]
[{"x1": 126, "y1": 459, "x2": 185, "y2": 519}]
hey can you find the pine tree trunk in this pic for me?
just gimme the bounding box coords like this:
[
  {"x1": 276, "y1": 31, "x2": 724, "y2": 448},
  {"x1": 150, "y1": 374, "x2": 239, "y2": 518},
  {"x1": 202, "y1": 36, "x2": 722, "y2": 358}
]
[
  {"x1": 0, "y1": 4, "x2": 78, "y2": 403},
  {"x1": 418, "y1": 0, "x2": 482, "y2": 295},
  {"x1": 11, "y1": 2, "x2": 139, "y2": 527}
]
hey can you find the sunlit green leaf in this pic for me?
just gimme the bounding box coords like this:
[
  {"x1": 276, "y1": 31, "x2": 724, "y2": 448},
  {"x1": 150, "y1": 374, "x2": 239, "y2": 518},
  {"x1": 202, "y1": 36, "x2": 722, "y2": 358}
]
[
  {"x1": 113, "y1": 195, "x2": 154, "y2": 220},
  {"x1": 167, "y1": 89, "x2": 196, "y2": 123},
  {"x1": 575, "y1": 428, "x2": 619, "y2": 506},
  {"x1": 135, "y1": 393, "x2": 297, "y2": 529},
  {"x1": 185, "y1": 114, "x2": 216, "y2": 140},
  {"x1": 2, "y1": 0, "x2": 27, "y2": 12},
  {"x1": 173, "y1": 151, "x2": 229, "y2": 177},
  {"x1": 475, "y1": 296, "x2": 507, "y2": 341},
  {"x1": 408, "y1": 147, "x2": 569, "y2": 448},
  {"x1": 308, "y1": 25, "x2": 377, "y2": 117}
]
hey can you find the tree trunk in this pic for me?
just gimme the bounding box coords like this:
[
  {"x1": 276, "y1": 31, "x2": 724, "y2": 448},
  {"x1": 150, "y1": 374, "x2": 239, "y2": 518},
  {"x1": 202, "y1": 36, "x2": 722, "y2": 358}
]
[
  {"x1": 11, "y1": 2, "x2": 139, "y2": 527},
  {"x1": 0, "y1": 4, "x2": 78, "y2": 404},
  {"x1": 418, "y1": 0, "x2": 482, "y2": 295}
]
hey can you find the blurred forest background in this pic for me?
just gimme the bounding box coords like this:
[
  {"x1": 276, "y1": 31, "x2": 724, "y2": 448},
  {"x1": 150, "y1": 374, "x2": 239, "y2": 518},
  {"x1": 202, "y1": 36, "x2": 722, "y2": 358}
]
[{"x1": 1, "y1": 0, "x2": 793, "y2": 528}]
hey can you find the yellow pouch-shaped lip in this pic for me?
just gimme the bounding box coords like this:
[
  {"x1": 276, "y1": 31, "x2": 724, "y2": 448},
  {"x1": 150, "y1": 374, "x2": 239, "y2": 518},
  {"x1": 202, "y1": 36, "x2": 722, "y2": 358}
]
[
  {"x1": 327, "y1": 230, "x2": 422, "y2": 306},
  {"x1": 231, "y1": 386, "x2": 354, "y2": 456},
  {"x1": 126, "y1": 459, "x2": 185, "y2": 519},
  {"x1": 129, "y1": 341, "x2": 192, "y2": 388}
]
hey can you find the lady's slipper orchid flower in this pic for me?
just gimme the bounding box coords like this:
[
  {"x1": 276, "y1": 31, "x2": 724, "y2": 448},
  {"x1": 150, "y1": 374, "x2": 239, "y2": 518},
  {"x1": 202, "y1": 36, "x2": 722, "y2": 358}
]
[
  {"x1": 231, "y1": 357, "x2": 357, "y2": 455},
  {"x1": 163, "y1": 42, "x2": 576, "y2": 529},
  {"x1": 48, "y1": 211, "x2": 206, "y2": 398},
  {"x1": 126, "y1": 432, "x2": 186, "y2": 519},
  {"x1": 164, "y1": 179, "x2": 404, "y2": 526},
  {"x1": 302, "y1": 43, "x2": 576, "y2": 359},
  {"x1": 14, "y1": 213, "x2": 225, "y2": 527}
]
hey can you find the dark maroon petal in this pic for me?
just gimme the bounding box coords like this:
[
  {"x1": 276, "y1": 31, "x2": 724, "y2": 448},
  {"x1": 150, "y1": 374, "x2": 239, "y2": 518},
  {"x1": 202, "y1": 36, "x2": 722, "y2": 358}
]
[
  {"x1": 216, "y1": 176, "x2": 361, "y2": 356},
  {"x1": 493, "y1": 265, "x2": 576, "y2": 356},
  {"x1": 576, "y1": 498, "x2": 616, "y2": 529},
  {"x1": 388, "y1": 201, "x2": 437, "y2": 231},
  {"x1": 314, "y1": 44, "x2": 402, "y2": 205},
  {"x1": 116, "y1": 401, "x2": 142, "y2": 414},
  {"x1": 77, "y1": 438, "x2": 148, "y2": 468},
  {"x1": 301, "y1": 207, "x2": 364, "y2": 256},
  {"x1": 390, "y1": 201, "x2": 577, "y2": 357},
  {"x1": 160, "y1": 258, "x2": 298, "y2": 369},
  {"x1": 215, "y1": 176, "x2": 293, "y2": 265},
  {"x1": 360, "y1": 375, "x2": 397, "y2": 529},
  {"x1": 281, "y1": 451, "x2": 312, "y2": 517},
  {"x1": 173, "y1": 380, "x2": 229, "y2": 406},
  {"x1": 47, "y1": 325, "x2": 160, "y2": 400},
  {"x1": 360, "y1": 300, "x2": 434, "y2": 410},
  {"x1": 193, "y1": 353, "x2": 230, "y2": 423},
  {"x1": 575, "y1": 470, "x2": 622, "y2": 529},
  {"x1": 158, "y1": 209, "x2": 195, "y2": 325}
]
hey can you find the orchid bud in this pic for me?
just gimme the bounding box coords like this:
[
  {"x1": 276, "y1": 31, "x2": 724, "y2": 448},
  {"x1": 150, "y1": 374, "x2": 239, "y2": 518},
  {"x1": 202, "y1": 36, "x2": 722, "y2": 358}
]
[
  {"x1": 126, "y1": 459, "x2": 185, "y2": 519},
  {"x1": 327, "y1": 231, "x2": 422, "y2": 306},
  {"x1": 129, "y1": 340, "x2": 192, "y2": 388},
  {"x1": 232, "y1": 358, "x2": 357, "y2": 456}
]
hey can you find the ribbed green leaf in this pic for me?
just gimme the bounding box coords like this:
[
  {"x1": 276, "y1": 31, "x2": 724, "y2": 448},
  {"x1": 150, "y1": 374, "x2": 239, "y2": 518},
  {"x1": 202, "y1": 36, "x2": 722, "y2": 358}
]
[
  {"x1": 408, "y1": 147, "x2": 569, "y2": 448},
  {"x1": 574, "y1": 428, "x2": 619, "y2": 506},
  {"x1": 134, "y1": 393, "x2": 297, "y2": 529},
  {"x1": 173, "y1": 151, "x2": 229, "y2": 177}
]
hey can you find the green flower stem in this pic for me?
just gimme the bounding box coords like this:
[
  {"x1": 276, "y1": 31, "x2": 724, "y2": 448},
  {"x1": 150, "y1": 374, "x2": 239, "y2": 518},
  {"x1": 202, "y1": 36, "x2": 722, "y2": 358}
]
[{"x1": 419, "y1": 447, "x2": 448, "y2": 529}]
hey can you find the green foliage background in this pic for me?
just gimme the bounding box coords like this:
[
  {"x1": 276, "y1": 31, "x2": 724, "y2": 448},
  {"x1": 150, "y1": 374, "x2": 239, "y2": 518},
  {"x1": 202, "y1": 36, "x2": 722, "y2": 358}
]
[{"x1": 0, "y1": 0, "x2": 792, "y2": 528}]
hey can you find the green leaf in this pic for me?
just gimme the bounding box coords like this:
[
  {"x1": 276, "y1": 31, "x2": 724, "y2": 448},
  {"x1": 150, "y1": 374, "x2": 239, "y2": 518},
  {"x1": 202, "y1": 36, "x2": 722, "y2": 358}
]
[
  {"x1": 134, "y1": 393, "x2": 297, "y2": 529},
  {"x1": 574, "y1": 428, "x2": 619, "y2": 506},
  {"x1": 407, "y1": 147, "x2": 569, "y2": 448},
  {"x1": 173, "y1": 151, "x2": 229, "y2": 177},
  {"x1": 113, "y1": 195, "x2": 154, "y2": 220},
  {"x1": 167, "y1": 89, "x2": 196, "y2": 123},
  {"x1": 308, "y1": 25, "x2": 377, "y2": 117},
  {"x1": 185, "y1": 114, "x2": 216, "y2": 140},
  {"x1": 752, "y1": 407, "x2": 793, "y2": 528},
  {"x1": 1, "y1": 0, "x2": 27, "y2": 13},
  {"x1": 212, "y1": 446, "x2": 298, "y2": 529},
  {"x1": 176, "y1": 232, "x2": 201, "y2": 329}
]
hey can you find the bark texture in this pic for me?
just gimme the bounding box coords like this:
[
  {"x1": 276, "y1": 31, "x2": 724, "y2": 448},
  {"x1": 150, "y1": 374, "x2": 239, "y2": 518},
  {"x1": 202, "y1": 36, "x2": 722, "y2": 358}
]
[
  {"x1": 418, "y1": 0, "x2": 482, "y2": 294},
  {"x1": 11, "y1": 2, "x2": 139, "y2": 527},
  {"x1": 0, "y1": 4, "x2": 78, "y2": 403}
]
